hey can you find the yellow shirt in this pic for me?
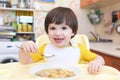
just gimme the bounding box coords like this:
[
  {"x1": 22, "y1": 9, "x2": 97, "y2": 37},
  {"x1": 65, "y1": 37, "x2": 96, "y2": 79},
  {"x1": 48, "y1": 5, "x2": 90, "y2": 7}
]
[{"x1": 30, "y1": 42, "x2": 96, "y2": 64}]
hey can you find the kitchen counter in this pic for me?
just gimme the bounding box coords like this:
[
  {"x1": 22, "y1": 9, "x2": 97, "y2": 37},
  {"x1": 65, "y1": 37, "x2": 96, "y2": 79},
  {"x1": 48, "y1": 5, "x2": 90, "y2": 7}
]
[{"x1": 90, "y1": 42, "x2": 120, "y2": 58}]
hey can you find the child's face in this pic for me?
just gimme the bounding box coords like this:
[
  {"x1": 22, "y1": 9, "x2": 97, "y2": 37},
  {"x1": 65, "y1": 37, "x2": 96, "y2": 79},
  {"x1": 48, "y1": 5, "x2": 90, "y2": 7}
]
[{"x1": 48, "y1": 23, "x2": 74, "y2": 47}]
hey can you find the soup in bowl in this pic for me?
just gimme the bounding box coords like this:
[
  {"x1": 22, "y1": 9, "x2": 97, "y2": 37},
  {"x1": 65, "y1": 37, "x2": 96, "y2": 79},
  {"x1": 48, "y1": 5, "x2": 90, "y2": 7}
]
[{"x1": 29, "y1": 63, "x2": 80, "y2": 80}]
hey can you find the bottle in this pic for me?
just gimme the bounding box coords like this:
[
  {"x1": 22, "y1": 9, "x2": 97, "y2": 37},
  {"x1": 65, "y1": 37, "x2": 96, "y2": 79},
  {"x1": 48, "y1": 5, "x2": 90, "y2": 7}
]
[{"x1": 18, "y1": 0, "x2": 26, "y2": 8}]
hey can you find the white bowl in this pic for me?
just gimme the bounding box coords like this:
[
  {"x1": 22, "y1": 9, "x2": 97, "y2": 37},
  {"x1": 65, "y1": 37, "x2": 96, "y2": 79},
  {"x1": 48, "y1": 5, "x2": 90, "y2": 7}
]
[{"x1": 29, "y1": 63, "x2": 80, "y2": 80}]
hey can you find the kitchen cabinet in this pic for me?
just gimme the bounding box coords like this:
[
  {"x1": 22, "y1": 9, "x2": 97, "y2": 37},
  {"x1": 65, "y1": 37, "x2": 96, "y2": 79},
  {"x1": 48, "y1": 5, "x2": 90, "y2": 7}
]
[
  {"x1": 0, "y1": 7, "x2": 35, "y2": 41},
  {"x1": 91, "y1": 49, "x2": 120, "y2": 71},
  {"x1": 80, "y1": 0, "x2": 100, "y2": 8},
  {"x1": 80, "y1": 0, "x2": 120, "y2": 9}
]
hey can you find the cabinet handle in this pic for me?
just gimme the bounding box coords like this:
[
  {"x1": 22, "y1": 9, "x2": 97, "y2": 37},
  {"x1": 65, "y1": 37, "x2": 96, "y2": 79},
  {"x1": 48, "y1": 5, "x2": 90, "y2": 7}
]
[{"x1": 111, "y1": 62, "x2": 120, "y2": 66}]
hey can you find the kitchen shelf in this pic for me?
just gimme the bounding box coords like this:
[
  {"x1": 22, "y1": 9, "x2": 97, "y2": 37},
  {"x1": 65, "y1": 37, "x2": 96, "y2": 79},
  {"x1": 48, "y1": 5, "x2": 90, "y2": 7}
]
[
  {"x1": 81, "y1": 0, "x2": 120, "y2": 9},
  {"x1": 16, "y1": 32, "x2": 34, "y2": 34},
  {"x1": 0, "y1": 7, "x2": 49, "y2": 12},
  {"x1": 0, "y1": 7, "x2": 34, "y2": 11},
  {"x1": 0, "y1": 32, "x2": 16, "y2": 36}
]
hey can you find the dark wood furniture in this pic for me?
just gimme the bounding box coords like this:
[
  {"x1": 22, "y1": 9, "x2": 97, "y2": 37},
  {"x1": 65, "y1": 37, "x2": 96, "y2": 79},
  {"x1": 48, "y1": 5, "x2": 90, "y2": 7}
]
[{"x1": 91, "y1": 49, "x2": 120, "y2": 71}]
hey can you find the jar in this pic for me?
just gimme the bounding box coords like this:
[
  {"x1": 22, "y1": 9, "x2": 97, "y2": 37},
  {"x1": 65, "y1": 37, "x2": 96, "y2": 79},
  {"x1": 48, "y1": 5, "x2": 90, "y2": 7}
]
[
  {"x1": 18, "y1": 0, "x2": 26, "y2": 8},
  {"x1": 10, "y1": 0, "x2": 18, "y2": 8},
  {"x1": 22, "y1": 23, "x2": 28, "y2": 32},
  {"x1": 27, "y1": 24, "x2": 32, "y2": 32},
  {"x1": 17, "y1": 24, "x2": 22, "y2": 32}
]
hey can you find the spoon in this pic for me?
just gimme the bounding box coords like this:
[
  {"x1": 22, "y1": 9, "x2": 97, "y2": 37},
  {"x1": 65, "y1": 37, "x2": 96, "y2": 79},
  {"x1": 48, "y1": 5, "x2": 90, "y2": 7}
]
[
  {"x1": 41, "y1": 54, "x2": 55, "y2": 58},
  {"x1": 15, "y1": 45, "x2": 55, "y2": 58}
]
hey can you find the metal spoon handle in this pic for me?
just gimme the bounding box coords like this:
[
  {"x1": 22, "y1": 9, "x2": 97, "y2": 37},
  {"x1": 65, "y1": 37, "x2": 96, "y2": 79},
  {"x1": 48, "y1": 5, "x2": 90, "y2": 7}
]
[
  {"x1": 41, "y1": 54, "x2": 55, "y2": 58},
  {"x1": 15, "y1": 45, "x2": 55, "y2": 58}
]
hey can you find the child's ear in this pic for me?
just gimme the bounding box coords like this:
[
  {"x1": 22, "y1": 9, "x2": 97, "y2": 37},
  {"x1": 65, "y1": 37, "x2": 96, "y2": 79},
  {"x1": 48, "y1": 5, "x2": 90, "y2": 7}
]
[
  {"x1": 72, "y1": 33, "x2": 74, "y2": 36},
  {"x1": 71, "y1": 33, "x2": 75, "y2": 38}
]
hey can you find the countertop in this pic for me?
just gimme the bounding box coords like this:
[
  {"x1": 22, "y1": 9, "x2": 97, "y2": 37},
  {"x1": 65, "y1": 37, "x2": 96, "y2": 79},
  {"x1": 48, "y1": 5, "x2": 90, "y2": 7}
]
[
  {"x1": 90, "y1": 42, "x2": 120, "y2": 58},
  {"x1": 0, "y1": 62, "x2": 119, "y2": 80}
]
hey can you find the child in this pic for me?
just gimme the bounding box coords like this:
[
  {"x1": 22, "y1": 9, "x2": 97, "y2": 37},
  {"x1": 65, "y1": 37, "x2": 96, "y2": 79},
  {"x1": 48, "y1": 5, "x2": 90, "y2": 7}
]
[{"x1": 19, "y1": 7, "x2": 105, "y2": 74}]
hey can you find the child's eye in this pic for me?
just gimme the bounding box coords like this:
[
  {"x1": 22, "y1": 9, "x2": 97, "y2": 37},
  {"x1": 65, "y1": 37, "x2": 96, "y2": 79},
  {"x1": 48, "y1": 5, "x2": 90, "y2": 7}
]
[
  {"x1": 62, "y1": 27, "x2": 67, "y2": 30},
  {"x1": 49, "y1": 27, "x2": 56, "y2": 30}
]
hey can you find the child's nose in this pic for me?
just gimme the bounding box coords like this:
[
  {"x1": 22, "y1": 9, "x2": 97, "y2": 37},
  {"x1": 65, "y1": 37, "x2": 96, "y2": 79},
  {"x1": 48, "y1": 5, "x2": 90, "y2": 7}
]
[{"x1": 55, "y1": 30, "x2": 62, "y2": 35}]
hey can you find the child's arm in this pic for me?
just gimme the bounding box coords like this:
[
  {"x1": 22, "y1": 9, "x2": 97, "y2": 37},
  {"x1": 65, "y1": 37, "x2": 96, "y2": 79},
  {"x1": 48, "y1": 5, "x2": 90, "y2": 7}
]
[
  {"x1": 78, "y1": 44, "x2": 105, "y2": 74},
  {"x1": 19, "y1": 41, "x2": 37, "y2": 64},
  {"x1": 88, "y1": 55, "x2": 105, "y2": 74}
]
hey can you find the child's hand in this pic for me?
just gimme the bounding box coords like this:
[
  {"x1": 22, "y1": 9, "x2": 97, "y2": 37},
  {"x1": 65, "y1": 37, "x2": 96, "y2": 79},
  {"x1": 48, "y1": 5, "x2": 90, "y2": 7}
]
[
  {"x1": 20, "y1": 41, "x2": 37, "y2": 53},
  {"x1": 88, "y1": 60, "x2": 102, "y2": 74},
  {"x1": 87, "y1": 55, "x2": 105, "y2": 74}
]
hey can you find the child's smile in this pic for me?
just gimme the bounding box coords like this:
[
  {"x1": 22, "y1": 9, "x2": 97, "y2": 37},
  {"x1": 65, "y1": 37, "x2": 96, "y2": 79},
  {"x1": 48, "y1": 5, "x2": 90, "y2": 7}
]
[{"x1": 54, "y1": 37, "x2": 64, "y2": 44}]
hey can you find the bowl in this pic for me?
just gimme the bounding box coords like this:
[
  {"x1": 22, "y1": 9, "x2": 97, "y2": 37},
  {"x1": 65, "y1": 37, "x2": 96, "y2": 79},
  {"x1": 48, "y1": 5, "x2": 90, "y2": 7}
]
[{"x1": 29, "y1": 63, "x2": 80, "y2": 80}]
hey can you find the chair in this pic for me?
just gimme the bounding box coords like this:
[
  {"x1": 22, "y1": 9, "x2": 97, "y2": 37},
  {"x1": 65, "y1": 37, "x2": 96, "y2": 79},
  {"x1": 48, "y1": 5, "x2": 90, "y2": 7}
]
[
  {"x1": 36, "y1": 34, "x2": 50, "y2": 48},
  {"x1": 71, "y1": 34, "x2": 90, "y2": 50},
  {"x1": 36, "y1": 34, "x2": 90, "y2": 50}
]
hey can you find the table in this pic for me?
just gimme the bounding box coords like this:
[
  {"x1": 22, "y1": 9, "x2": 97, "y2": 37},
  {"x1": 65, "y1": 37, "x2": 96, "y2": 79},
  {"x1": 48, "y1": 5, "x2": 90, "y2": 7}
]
[{"x1": 0, "y1": 62, "x2": 119, "y2": 80}]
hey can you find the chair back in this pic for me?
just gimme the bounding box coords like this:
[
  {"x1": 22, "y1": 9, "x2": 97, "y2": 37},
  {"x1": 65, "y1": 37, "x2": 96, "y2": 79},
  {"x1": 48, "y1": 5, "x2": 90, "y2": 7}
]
[
  {"x1": 36, "y1": 35, "x2": 50, "y2": 47},
  {"x1": 36, "y1": 34, "x2": 90, "y2": 50},
  {"x1": 71, "y1": 34, "x2": 90, "y2": 50}
]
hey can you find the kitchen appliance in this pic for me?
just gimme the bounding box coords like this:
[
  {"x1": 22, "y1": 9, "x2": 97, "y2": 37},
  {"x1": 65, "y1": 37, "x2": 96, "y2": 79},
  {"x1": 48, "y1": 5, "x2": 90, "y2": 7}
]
[
  {"x1": 88, "y1": 10, "x2": 101, "y2": 24},
  {"x1": 0, "y1": 0, "x2": 11, "y2": 7},
  {"x1": 0, "y1": 42, "x2": 22, "y2": 63},
  {"x1": 116, "y1": 24, "x2": 120, "y2": 34},
  {"x1": 111, "y1": 12, "x2": 118, "y2": 32}
]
